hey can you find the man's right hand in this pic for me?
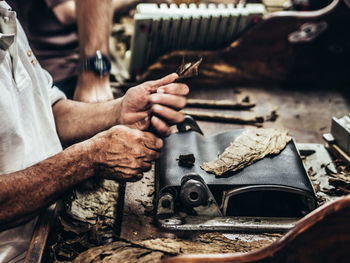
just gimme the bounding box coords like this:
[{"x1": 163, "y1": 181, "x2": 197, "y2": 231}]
[{"x1": 87, "y1": 125, "x2": 163, "y2": 182}]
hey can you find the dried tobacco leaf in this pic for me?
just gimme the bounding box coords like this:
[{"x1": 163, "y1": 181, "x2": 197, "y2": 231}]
[
  {"x1": 324, "y1": 160, "x2": 350, "y2": 195},
  {"x1": 176, "y1": 58, "x2": 202, "y2": 81},
  {"x1": 265, "y1": 109, "x2": 279, "y2": 122},
  {"x1": 201, "y1": 128, "x2": 292, "y2": 176},
  {"x1": 177, "y1": 154, "x2": 195, "y2": 167}
]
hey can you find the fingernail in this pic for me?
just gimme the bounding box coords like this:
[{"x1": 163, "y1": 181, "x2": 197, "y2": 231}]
[{"x1": 157, "y1": 87, "x2": 164, "y2": 94}]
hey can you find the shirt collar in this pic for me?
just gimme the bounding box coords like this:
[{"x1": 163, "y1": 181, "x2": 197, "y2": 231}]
[{"x1": 0, "y1": 1, "x2": 12, "y2": 12}]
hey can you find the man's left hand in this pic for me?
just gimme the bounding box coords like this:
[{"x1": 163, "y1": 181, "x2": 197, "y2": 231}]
[{"x1": 117, "y1": 73, "x2": 189, "y2": 136}]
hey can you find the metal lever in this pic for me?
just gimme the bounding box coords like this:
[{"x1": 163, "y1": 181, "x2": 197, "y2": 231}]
[{"x1": 177, "y1": 115, "x2": 203, "y2": 135}]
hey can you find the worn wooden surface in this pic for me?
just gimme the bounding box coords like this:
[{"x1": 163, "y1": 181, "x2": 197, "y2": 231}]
[
  {"x1": 164, "y1": 195, "x2": 350, "y2": 263},
  {"x1": 49, "y1": 1, "x2": 350, "y2": 259},
  {"x1": 118, "y1": 83, "x2": 349, "y2": 260},
  {"x1": 185, "y1": 85, "x2": 350, "y2": 142},
  {"x1": 45, "y1": 81, "x2": 349, "y2": 262},
  {"x1": 24, "y1": 206, "x2": 56, "y2": 263}
]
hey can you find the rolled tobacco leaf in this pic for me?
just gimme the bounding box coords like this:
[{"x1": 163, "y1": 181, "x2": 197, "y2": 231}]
[{"x1": 176, "y1": 57, "x2": 203, "y2": 81}]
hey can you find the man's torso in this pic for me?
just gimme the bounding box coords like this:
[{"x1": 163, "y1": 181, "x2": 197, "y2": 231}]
[{"x1": 0, "y1": 2, "x2": 65, "y2": 262}]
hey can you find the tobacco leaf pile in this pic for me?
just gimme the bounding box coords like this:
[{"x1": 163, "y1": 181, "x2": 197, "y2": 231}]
[
  {"x1": 72, "y1": 233, "x2": 276, "y2": 263},
  {"x1": 323, "y1": 160, "x2": 350, "y2": 196},
  {"x1": 201, "y1": 128, "x2": 291, "y2": 176},
  {"x1": 46, "y1": 179, "x2": 121, "y2": 262}
]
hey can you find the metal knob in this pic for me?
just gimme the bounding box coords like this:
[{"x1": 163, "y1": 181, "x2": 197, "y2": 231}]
[{"x1": 180, "y1": 179, "x2": 208, "y2": 207}]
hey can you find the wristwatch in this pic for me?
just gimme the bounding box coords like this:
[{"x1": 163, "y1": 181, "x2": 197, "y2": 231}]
[{"x1": 79, "y1": 50, "x2": 111, "y2": 76}]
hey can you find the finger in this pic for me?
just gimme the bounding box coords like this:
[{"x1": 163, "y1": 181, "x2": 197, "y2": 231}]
[
  {"x1": 131, "y1": 117, "x2": 151, "y2": 131},
  {"x1": 128, "y1": 173, "x2": 144, "y2": 182},
  {"x1": 142, "y1": 131, "x2": 163, "y2": 150},
  {"x1": 123, "y1": 159, "x2": 152, "y2": 172},
  {"x1": 152, "y1": 104, "x2": 185, "y2": 124},
  {"x1": 157, "y1": 83, "x2": 189, "y2": 96},
  {"x1": 114, "y1": 172, "x2": 144, "y2": 182},
  {"x1": 109, "y1": 158, "x2": 152, "y2": 171},
  {"x1": 122, "y1": 112, "x2": 149, "y2": 125},
  {"x1": 139, "y1": 149, "x2": 160, "y2": 162},
  {"x1": 141, "y1": 161, "x2": 152, "y2": 171},
  {"x1": 151, "y1": 116, "x2": 171, "y2": 137},
  {"x1": 150, "y1": 94, "x2": 186, "y2": 109},
  {"x1": 110, "y1": 165, "x2": 144, "y2": 175},
  {"x1": 96, "y1": 167, "x2": 143, "y2": 182},
  {"x1": 147, "y1": 73, "x2": 179, "y2": 91}
]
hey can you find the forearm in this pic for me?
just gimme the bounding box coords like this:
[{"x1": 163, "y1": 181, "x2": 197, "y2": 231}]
[
  {"x1": 0, "y1": 141, "x2": 94, "y2": 228},
  {"x1": 75, "y1": 0, "x2": 113, "y2": 102},
  {"x1": 53, "y1": 99, "x2": 122, "y2": 145},
  {"x1": 76, "y1": 0, "x2": 111, "y2": 56}
]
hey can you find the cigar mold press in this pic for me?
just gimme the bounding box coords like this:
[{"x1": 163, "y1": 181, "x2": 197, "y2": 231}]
[
  {"x1": 128, "y1": 3, "x2": 265, "y2": 78},
  {"x1": 155, "y1": 117, "x2": 317, "y2": 233}
]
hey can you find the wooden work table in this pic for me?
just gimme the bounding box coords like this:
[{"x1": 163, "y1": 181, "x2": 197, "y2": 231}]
[
  {"x1": 115, "y1": 84, "x2": 349, "y2": 260},
  {"x1": 34, "y1": 83, "x2": 349, "y2": 262}
]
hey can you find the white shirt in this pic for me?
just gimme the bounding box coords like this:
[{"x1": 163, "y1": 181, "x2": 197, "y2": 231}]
[{"x1": 0, "y1": 1, "x2": 66, "y2": 262}]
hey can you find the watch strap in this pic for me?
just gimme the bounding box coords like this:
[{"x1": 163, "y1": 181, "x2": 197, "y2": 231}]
[{"x1": 78, "y1": 50, "x2": 111, "y2": 76}]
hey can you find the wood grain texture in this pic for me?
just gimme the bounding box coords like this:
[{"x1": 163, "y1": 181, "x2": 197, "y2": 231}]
[
  {"x1": 163, "y1": 195, "x2": 350, "y2": 263},
  {"x1": 24, "y1": 206, "x2": 56, "y2": 263}
]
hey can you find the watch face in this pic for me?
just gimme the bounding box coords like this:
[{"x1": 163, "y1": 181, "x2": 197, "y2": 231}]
[{"x1": 91, "y1": 52, "x2": 111, "y2": 76}]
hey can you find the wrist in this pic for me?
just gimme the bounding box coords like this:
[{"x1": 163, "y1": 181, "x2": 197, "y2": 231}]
[
  {"x1": 77, "y1": 71, "x2": 110, "y2": 89},
  {"x1": 113, "y1": 97, "x2": 123, "y2": 125},
  {"x1": 79, "y1": 50, "x2": 111, "y2": 77},
  {"x1": 80, "y1": 138, "x2": 99, "y2": 173},
  {"x1": 64, "y1": 141, "x2": 96, "y2": 182},
  {"x1": 74, "y1": 72, "x2": 113, "y2": 102}
]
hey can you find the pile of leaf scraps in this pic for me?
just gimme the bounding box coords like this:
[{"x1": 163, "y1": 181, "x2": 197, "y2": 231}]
[
  {"x1": 201, "y1": 128, "x2": 291, "y2": 176},
  {"x1": 71, "y1": 233, "x2": 276, "y2": 263},
  {"x1": 323, "y1": 160, "x2": 350, "y2": 196},
  {"x1": 46, "y1": 179, "x2": 121, "y2": 262}
]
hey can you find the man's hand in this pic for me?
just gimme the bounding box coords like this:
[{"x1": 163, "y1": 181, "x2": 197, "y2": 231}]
[
  {"x1": 118, "y1": 73, "x2": 189, "y2": 136},
  {"x1": 74, "y1": 72, "x2": 114, "y2": 102},
  {"x1": 88, "y1": 125, "x2": 163, "y2": 182}
]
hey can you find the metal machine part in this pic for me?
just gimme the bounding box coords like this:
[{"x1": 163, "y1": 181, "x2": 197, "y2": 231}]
[
  {"x1": 179, "y1": 174, "x2": 222, "y2": 217},
  {"x1": 128, "y1": 3, "x2": 266, "y2": 78},
  {"x1": 157, "y1": 192, "x2": 175, "y2": 216},
  {"x1": 330, "y1": 115, "x2": 350, "y2": 156},
  {"x1": 288, "y1": 21, "x2": 328, "y2": 43},
  {"x1": 157, "y1": 216, "x2": 297, "y2": 232},
  {"x1": 323, "y1": 115, "x2": 350, "y2": 165},
  {"x1": 176, "y1": 115, "x2": 203, "y2": 135},
  {"x1": 222, "y1": 185, "x2": 315, "y2": 217},
  {"x1": 155, "y1": 118, "x2": 318, "y2": 233}
]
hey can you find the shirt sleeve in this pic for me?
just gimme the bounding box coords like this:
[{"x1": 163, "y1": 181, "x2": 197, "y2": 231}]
[
  {"x1": 45, "y1": 0, "x2": 72, "y2": 8},
  {"x1": 49, "y1": 85, "x2": 66, "y2": 105},
  {"x1": 41, "y1": 70, "x2": 66, "y2": 105}
]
